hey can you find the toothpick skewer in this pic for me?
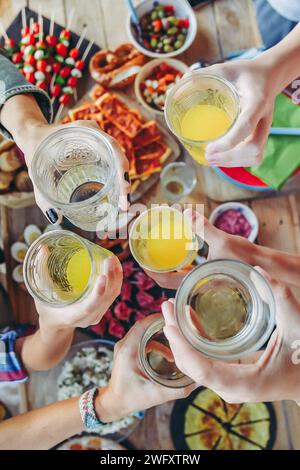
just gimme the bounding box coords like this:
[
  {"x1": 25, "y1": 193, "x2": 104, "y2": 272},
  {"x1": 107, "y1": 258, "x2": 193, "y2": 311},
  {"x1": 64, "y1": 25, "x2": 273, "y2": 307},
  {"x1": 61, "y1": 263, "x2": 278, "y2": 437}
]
[
  {"x1": 0, "y1": 20, "x2": 9, "y2": 42},
  {"x1": 66, "y1": 8, "x2": 75, "y2": 31},
  {"x1": 30, "y1": 17, "x2": 34, "y2": 34},
  {"x1": 38, "y1": 4, "x2": 43, "y2": 42},
  {"x1": 75, "y1": 26, "x2": 87, "y2": 51},
  {"x1": 21, "y1": 7, "x2": 27, "y2": 30},
  {"x1": 73, "y1": 88, "x2": 78, "y2": 103},
  {"x1": 82, "y1": 40, "x2": 93, "y2": 62},
  {"x1": 50, "y1": 10, "x2": 55, "y2": 36},
  {"x1": 50, "y1": 73, "x2": 57, "y2": 91},
  {"x1": 55, "y1": 104, "x2": 64, "y2": 123}
]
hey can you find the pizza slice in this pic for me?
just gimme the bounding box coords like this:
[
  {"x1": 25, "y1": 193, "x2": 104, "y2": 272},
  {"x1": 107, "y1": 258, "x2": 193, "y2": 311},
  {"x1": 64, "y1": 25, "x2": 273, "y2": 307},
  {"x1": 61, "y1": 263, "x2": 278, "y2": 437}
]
[
  {"x1": 68, "y1": 102, "x2": 100, "y2": 121},
  {"x1": 133, "y1": 121, "x2": 161, "y2": 149}
]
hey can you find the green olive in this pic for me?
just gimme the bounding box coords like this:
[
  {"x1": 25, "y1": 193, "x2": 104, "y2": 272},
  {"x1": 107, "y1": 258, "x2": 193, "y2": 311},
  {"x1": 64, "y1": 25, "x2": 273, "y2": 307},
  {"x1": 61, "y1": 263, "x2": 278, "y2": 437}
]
[
  {"x1": 163, "y1": 44, "x2": 174, "y2": 53},
  {"x1": 167, "y1": 27, "x2": 178, "y2": 35},
  {"x1": 158, "y1": 10, "x2": 165, "y2": 18},
  {"x1": 167, "y1": 16, "x2": 178, "y2": 25},
  {"x1": 151, "y1": 11, "x2": 158, "y2": 20},
  {"x1": 150, "y1": 38, "x2": 158, "y2": 48},
  {"x1": 163, "y1": 37, "x2": 172, "y2": 45},
  {"x1": 174, "y1": 40, "x2": 184, "y2": 50},
  {"x1": 177, "y1": 34, "x2": 185, "y2": 42}
]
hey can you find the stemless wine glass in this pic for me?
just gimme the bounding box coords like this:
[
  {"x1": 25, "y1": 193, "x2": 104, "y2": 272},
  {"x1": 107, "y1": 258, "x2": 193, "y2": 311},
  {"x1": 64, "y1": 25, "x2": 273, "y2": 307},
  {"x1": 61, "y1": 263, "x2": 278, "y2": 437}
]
[
  {"x1": 165, "y1": 72, "x2": 240, "y2": 165},
  {"x1": 30, "y1": 126, "x2": 120, "y2": 232}
]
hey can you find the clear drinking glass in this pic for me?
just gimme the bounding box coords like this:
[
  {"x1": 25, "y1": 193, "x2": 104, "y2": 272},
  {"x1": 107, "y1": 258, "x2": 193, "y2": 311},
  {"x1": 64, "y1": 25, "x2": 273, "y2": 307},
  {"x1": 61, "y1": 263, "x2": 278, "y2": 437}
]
[
  {"x1": 164, "y1": 73, "x2": 240, "y2": 165},
  {"x1": 129, "y1": 206, "x2": 199, "y2": 273},
  {"x1": 30, "y1": 126, "x2": 120, "y2": 232},
  {"x1": 175, "y1": 260, "x2": 276, "y2": 361},
  {"x1": 139, "y1": 317, "x2": 194, "y2": 389},
  {"x1": 23, "y1": 230, "x2": 112, "y2": 307},
  {"x1": 160, "y1": 162, "x2": 197, "y2": 202}
]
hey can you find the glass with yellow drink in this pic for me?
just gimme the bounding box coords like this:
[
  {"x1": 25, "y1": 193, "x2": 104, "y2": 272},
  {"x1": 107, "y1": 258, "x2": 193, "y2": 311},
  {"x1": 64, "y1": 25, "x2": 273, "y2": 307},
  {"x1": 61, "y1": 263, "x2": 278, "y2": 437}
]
[
  {"x1": 129, "y1": 206, "x2": 199, "y2": 273},
  {"x1": 23, "y1": 230, "x2": 112, "y2": 307},
  {"x1": 164, "y1": 72, "x2": 240, "y2": 165}
]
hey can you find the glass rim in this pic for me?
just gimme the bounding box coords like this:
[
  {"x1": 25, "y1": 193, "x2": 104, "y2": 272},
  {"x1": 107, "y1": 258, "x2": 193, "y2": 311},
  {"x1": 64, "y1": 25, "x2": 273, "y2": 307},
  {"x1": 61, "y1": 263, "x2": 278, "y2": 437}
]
[
  {"x1": 164, "y1": 72, "x2": 241, "y2": 145},
  {"x1": 174, "y1": 259, "x2": 276, "y2": 360},
  {"x1": 23, "y1": 229, "x2": 96, "y2": 308},
  {"x1": 30, "y1": 126, "x2": 117, "y2": 209},
  {"x1": 138, "y1": 317, "x2": 194, "y2": 389},
  {"x1": 128, "y1": 206, "x2": 197, "y2": 273}
]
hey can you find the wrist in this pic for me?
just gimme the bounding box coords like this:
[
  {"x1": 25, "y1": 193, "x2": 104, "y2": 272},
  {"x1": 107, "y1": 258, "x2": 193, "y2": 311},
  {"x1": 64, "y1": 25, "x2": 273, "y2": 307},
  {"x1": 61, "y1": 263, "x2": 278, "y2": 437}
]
[
  {"x1": 94, "y1": 386, "x2": 122, "y2": 423},
  {"x1": 38, "y1": 320, "x2": 75, "y2": 344}
]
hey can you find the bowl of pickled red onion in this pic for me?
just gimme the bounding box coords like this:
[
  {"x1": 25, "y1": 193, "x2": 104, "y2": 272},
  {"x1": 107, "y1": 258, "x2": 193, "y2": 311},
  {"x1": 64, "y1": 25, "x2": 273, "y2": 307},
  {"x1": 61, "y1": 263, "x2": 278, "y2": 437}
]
[{"x1": 209, "y1": 202, "x2": 259, "y2": 242}]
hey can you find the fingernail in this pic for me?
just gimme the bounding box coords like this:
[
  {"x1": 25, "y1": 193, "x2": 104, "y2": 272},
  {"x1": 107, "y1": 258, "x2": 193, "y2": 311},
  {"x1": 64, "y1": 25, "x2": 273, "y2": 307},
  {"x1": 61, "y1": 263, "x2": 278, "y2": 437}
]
[
  {"x1": 127, "y1": 193, "x2": 131, "y2": 203},
  {"x1": 46, "y1": 208, "x2": 58, "y2": 224},
  {"x1": 124, "y1": 172, "x2": 130, "y2": 183}
]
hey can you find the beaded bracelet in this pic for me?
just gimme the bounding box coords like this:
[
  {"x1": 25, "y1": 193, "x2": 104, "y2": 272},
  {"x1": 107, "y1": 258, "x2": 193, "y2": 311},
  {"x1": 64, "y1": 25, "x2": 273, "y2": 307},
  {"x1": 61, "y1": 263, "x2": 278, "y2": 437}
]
[{"x1": 79, "y1": 387, "x2": 107, "y2": 431}]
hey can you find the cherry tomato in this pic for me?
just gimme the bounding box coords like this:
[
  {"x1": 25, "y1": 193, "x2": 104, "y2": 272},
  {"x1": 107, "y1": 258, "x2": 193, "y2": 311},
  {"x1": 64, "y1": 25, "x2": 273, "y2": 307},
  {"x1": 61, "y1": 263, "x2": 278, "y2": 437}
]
[
  {"x1": 36, "y1": 40, "x2": 46, "y2": 50},
  {"x1": 178, "y1": 18, "x2": 189, "y2": 28},
  {"x1": 25, "y1": 72, "x2": 35, "y2": 84},
  {"x1": 36, "y1": 81, "x2": 47, "y2": 91},
  {"x1": 5, "y1": 38, "x2": 15, "y2": 48},
  {"x1": 69, "y1": 48, "x2": 79, "y2": 59},
  {"x1": 75, "y1": 59, "x2": 84, "y2": 70},
  {"x1": 46, "y1": 34, "x2": 57, "y2": 47},
  {"x1": 21, "y1": 26, "x2": 30, "y2": 37},
  {"x1": 56, "y1": 42, "x2": 68, "y2": 57},
  {"x1": 60, "y1": 66, "x2": 71, "y2": 78},
  {"x1": 32, "y1": 22, "x2": 40, "y2": 34},
  {"x1": 59, "y1": 93, "x2": 70, "y2": 105},
  {"x1": 52, "y1": 62, "x2": 61, "y2": 74},
  {"x1": 164, "y1": 5, "x2": 175, "y2": 13},
  {"x1": 27, "y1": 34, "x2": 36, "y2": 46},
  {"x1": 152, "y1": 19, "x2": 162, "y2": 32},
  {"x1": 12, "y1": 52, "x2": 23, "y2": 64},
  {"x1": 36, "y1": 59, "x2": 47, "y2": 72},
  {"x1": 51, "y1": 84, "x2": 61, "y2": 97},
  {"x1": 67, "y1": 76, "x2": 77, "y2": 87},
  {"x1": 60, "y1": 29, "x2": 71, "y2": 40}
]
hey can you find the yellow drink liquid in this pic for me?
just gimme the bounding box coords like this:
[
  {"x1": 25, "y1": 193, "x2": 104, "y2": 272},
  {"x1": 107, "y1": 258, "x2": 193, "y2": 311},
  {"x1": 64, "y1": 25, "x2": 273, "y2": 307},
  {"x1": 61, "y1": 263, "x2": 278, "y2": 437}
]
[
  {"x1": 180, "y1": 104, "x2": 231, "y2": 165},
  {"x1": 131, "y1": 208, "x2": 198, "y2": 272},
  {"x1": 66, "y1": 247, "x2": 91, "y2": 297}
]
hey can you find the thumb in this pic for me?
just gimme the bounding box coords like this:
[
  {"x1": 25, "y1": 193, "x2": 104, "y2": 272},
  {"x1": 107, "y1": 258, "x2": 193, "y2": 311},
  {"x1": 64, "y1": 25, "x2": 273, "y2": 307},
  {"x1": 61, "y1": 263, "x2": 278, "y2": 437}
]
[
  {"x1": 183, "y1": 208, "x2": 222, "y2": 246},
  {"x1": 34, "y1": 189, "x2": 63, "y2": 225}
]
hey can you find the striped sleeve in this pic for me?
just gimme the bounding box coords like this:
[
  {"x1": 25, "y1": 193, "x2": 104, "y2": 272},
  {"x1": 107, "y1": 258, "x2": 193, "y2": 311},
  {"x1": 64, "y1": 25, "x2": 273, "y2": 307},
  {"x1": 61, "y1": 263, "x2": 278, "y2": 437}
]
[{"x1": 0, "y1": 330, "x2": 28, "y2": 383}]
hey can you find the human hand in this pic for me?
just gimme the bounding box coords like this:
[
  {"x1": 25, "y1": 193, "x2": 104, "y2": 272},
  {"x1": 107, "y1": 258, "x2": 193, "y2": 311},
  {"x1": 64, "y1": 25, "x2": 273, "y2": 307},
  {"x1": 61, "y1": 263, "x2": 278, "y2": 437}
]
[
  {"x1": 161, "y1": 269, "x2": 300, "y2": 404},
  {"x1": 189, "y1": 58, "x2": 278, "y2": 167},
  {"x1": 18, "y1": 119, "x2": 130, "y2": 224},
  {"x1": 35, "y1": 255, "x2": 122, "y2": 331},
  {"x1": 96, "y1": 314, "x2": 195, "y2": 422}
]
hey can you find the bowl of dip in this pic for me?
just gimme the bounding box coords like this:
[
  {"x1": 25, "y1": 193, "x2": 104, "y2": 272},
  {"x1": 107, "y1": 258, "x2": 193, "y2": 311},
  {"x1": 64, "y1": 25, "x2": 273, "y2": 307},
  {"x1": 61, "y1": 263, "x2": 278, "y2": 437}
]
[{"x1": 209, "y1": 202, "x2": 259, "y2": 242}]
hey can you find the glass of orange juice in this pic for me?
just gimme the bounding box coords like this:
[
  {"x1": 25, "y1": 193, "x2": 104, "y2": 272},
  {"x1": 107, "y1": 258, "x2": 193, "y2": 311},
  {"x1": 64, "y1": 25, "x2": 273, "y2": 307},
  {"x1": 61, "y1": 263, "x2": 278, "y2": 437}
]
[
  {"x1": 164, "y1": 72, "x2": 240, "y2": 165},
  {"x1": 129, "y1": 206, "x2": 199, "y2": 273},
  {"x1": 23, "y1": 230, "x2": 112, "y2": 307}
]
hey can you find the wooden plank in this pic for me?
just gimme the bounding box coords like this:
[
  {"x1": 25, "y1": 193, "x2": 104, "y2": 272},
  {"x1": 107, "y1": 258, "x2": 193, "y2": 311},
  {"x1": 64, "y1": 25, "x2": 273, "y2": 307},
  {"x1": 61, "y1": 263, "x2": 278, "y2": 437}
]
[
  {"x1": 64, "y1": 0, "x2": 106, "y2": 49},
  {"x1": 28, "y1": 0, "x2": 65, "y2": 27},
  {"x1": 0, "y1": 0, "x2": 27, "y2": 29},
  {"x1": 1, "y1": 204, "x2": 47, "y2": 324},
  {"x1": 214, "y1": 0, "x2": 262, "y2": 58}
]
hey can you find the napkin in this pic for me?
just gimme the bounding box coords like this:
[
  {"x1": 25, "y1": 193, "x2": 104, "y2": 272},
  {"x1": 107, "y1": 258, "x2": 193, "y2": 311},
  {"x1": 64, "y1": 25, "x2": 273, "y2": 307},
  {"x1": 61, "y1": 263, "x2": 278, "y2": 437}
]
[{"x1": 248, "y1": 93, "x2": 300, "y2": 189}]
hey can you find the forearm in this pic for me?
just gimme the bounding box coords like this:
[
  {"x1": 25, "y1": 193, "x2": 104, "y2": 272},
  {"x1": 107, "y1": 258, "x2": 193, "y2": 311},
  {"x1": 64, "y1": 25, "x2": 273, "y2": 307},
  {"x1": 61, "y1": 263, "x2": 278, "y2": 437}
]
[
  {"x1": 0, "y1": 397, "x2": 83, "y2": 450},
  {"x1": 0, "y1": 94, "x2": 48, "y2": 163},
  {"x1": 19, "y1": 326, "x2": 74, "y2": 371},
  {"x1": 256, "y1": 23, "x2": 300, "y2": 92}
]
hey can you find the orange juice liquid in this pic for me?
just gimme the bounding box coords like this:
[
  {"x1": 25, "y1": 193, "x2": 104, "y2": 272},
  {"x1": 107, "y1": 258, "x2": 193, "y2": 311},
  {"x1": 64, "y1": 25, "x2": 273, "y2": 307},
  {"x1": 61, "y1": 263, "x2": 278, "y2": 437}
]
[
  {"x1": 180, "y1": 104, "x2": 232, "y2": 164},
  {"x1": 130, "y1": 208, "x2": 198, "y2": 272}
]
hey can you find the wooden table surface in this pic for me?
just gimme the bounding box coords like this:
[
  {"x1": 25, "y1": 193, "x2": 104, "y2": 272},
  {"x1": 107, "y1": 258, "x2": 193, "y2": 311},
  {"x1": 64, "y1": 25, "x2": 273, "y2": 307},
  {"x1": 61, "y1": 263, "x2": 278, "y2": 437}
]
[{"x1": 1, "y1": 0, "x2": 300, "y2": 450}]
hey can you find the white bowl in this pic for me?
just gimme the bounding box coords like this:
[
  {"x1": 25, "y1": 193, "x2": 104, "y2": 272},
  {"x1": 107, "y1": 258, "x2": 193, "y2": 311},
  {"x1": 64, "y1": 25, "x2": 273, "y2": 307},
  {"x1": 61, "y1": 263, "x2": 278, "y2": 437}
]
[
  {"x1": 209, "y1": 202, "x2": 259, "y2": 242},
  {"x1": 134, "y1": 58, "x2": 190, "y2": 115},
  {"x1": 126, "y1": 0, "x2": 197, "y2": 59}
]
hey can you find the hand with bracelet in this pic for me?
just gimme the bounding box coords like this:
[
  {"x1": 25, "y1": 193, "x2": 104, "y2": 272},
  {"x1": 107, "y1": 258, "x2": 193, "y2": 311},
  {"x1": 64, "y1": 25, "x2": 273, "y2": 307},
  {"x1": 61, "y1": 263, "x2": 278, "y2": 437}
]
[{"x1": 0, "y1": 314, "x2": 195, "y2": 450}]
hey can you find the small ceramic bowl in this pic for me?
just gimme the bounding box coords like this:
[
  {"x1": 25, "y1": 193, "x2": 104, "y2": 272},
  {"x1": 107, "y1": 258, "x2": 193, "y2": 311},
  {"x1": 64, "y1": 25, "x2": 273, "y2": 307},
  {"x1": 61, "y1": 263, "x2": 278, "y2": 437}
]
[
  {"x1": 134, "y1": 58, "x2": 189, "y2": 115},
  {"x1": 126, "y1": 0, "x2": 197, "y2": 59},
  {"x1": 209, "y1": 202, "x2": 259, "y2": 242}
]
